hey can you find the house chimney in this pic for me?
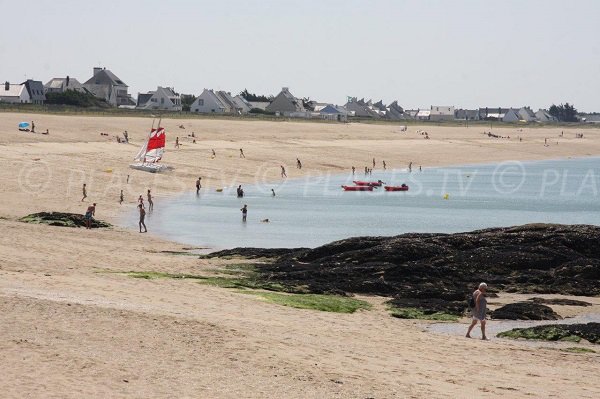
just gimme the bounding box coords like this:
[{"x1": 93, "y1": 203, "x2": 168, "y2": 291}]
[
  {"x1": 4, "y1": 81, "x2": 9, "y2": 91},
  {"x1": 93, "y1": 67, "x2": 102, "y2": 76},
  {"x1": 282, "y1": 87, "x2": 289, "y2": 92},
  {"x1": 66, "y1": 75, "x2": 70, "y2": 87}
]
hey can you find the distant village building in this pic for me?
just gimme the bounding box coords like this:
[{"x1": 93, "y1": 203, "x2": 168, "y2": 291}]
[
  {"x1": 386, "y1": 101, "x2": 407, "y2": 120},
  {"x1": 137, "y1": 86, "x2": 182, "y2": 111},
  {"x1": 501, "y1": 108, "x2": 520, "y2": 122},
  {"x1": 233, "y1": 95, "x2": 252, "y2": 113},
  {"x1": 44, "y1": 76, "x2": 85, "y2": 94},
  {"x1": 0, "y1": 82, "x2": 30, "y2": 103},
  {"x1": 517, "y1": 107, "x2": 537, "y2": 122},
  {"x1": 416, "y1": 109, "x2": 431, "y2": 120},
  {"x1": 479, "y1": 107, "x2": 510, "y2": 120},
  {"x1": 430, "y1": 105, "x2": 455, "y2": 121},
  {"x1": 189, "y1": 89, "x2": 247, "y2": 114},
  {"x1": 535, "y1": 109, "x2": 558, "y2": 122},
  {"x1": 248, "y1": 101, "x2": 270, "y2": 111},
  {"x1": 21, "y1": 80, "x2": 46, "y2": 104},
  {"x1": 265, "y1": 87, "x2": 305, "y2": 115},
  {"x1": 344, "y1": 97, "x2": 381, "y2": 118},
  {"x1": 83, "y1": 67, "x2": 134, "y2": 107},
  {"x1": 454, "y1": 109, "x2": 479, "y2": 120}
]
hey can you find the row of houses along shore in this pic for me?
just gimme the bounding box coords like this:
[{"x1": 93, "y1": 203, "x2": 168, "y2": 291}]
[{"x1": 2, "y1": 66, "x2": 599, "y2": 124}]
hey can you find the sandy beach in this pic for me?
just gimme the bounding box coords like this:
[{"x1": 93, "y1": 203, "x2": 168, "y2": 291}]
[{"x1": 1, "y1": 112, "x2": 600, "y2": 398}]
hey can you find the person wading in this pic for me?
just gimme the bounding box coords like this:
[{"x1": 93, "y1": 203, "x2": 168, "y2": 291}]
[{"x1": 138, "y1": 204, "x2": 147, "y2": 233}]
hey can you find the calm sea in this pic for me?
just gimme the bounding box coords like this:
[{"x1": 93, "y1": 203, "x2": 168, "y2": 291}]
[{"x1": 125, "y1": 157, "x2": 600, "y2": 249}]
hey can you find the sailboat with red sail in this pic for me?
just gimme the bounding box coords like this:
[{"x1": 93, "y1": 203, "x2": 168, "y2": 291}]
[{"x1": 129, "y1": 120, "x2": 171, "y2": 173}]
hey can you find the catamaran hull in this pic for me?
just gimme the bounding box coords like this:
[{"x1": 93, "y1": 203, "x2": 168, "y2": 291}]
[{"x1": 129, "y1": 163, "x2": 171, "y2": 173}]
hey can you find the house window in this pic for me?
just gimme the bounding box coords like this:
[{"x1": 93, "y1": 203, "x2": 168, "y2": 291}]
[
  {"x1": 161, "y1": 97, "x2": 164, "y2": 104},
  {"x1": 198, "y1": 99, "x2": 204, "y2": 106}
]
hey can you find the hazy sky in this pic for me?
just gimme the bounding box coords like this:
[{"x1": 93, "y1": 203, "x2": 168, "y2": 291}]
[{"x1": 2, "y1": 0, "x2": 599, "y2": 111}]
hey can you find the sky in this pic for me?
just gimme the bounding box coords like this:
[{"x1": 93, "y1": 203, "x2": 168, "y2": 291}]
[{"x1": 1, "y1": 0, "x2": 599, "y2": 111}]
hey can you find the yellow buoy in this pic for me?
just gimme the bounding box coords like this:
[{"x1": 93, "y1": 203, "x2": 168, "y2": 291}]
[
  {"x1": 443, "y1": 194, "x2": 449, "y2": 200},
  {"x1": 104, "y1": 169, "x2": 113, "y2": 173}
]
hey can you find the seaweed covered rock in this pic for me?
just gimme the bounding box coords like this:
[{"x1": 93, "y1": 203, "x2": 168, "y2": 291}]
[
  {"x1": 491, "y1": 302, "x2": 561, "y2": 320},
  {"x1": 21, "y1": 212, "x2": 111, "y2": 229},
  {"x1": 200, "y1": 247, "x2": 306, "y2": 260},
  {"x1": 529, "y1": 297, "x2": 592, "y2": 307},
  {"x1": 249, "y1": 224, "x2": 600, "y2": 314},
  {"x1": 498, "y1": 323, "x2": 600, "y2": 344}
]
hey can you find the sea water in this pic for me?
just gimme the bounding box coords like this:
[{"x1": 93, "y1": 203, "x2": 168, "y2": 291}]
[{"x1": 126, "y1": 157, "x2": 600, "y2": 249}]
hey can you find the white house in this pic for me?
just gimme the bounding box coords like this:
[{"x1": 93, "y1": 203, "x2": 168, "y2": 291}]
[
  {"x1": 190, "y1": 89, "x2": 227, "y2": 113},
  {"x1": 0, "y1": 82, "x2": 30, "y2": 103},
  {"x1": 44, "y1": 77, "x2": 85, "y2": 94},
  {"x1": 416, "y1": 109, "x2": 431, "y2": 120},
  {"x1": 190, "y1": 89, "x2": 244, "y2": 114},
  {"x1": 137, "y1": 86, "x2": 182, "y2": 111},
  {"x1": 430, "y1": 105, "x2": 455, "y2": 121}
]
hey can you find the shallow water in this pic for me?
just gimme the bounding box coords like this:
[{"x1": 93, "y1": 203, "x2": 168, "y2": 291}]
[
  {"x1": 126, "y1": 157, "x2": 600, "y2": 249},
  {"x1": 427, "y1": 312, "x2": 600, "y2": 340}
]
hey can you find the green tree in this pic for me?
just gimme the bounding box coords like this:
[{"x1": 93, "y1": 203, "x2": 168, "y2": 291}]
[
  {"x1": 548, "y1": 103, "x2": 578, "y2": 122},
  {"x1": 239, "y1": 89, "x2": 272, "y2": 102},
  {"x1": 180, "y1": 94, "x2": 196, "y2": 112}
]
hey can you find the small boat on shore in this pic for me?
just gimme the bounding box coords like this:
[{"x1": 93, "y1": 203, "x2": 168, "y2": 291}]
[
  {"x1": 353, "y1": 180, "x2": 384, "y2": 187},
  {"x1": 342, "y1": 185, "x2": 374, "y2": 191},
  {"x1": 385, "y1": 185, "x2": 409, "y2": 192}
]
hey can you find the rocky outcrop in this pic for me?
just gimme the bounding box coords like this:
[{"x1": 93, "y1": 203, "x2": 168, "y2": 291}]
[
  {"x1": 498, "y1": 323, "x2": 600, "y2": 344},
  {"x1": 21, "y1": 212, "x2": 111, "y2": 229},
  {"x1": 491, "y1": 302, "x2": 561, "y2": 320},
  {"x1": 529, "y1": 297, "x2": 592, "y2": 307},
  {"x1": 242, "y1": 224, "x2": 600, "y2": 315},
  {"x1": 201, "y1": 247, "x2": 306, "y2": 259}
]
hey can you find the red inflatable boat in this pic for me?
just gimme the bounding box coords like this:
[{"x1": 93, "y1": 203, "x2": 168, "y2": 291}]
[
  {"x1": 342, "y1": 185, "x2": 374, "y2": 191},
  {"x1": 353, "y1": 180, "x2": 383, "y2": 187},
  {"x1": 384, "y1": 185, "x2": 409, "y2": 192}
]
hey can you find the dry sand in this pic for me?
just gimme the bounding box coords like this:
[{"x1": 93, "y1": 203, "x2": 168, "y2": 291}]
[{"x1": 1, "y1": 112, "x2": 599, "y2": 398}]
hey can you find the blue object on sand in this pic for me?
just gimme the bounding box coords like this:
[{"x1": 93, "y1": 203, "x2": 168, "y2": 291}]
[{"x1": 18, "y1": 122, "x2": 30, "y2": 129}]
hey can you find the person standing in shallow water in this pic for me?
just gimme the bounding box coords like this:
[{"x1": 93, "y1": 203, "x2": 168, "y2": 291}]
[
  {"x1": 138, "y1": 204, "x2": 147, "y2": 233},
  {"x1": 196, "y1": 177, "x2": 201, "y2": 194},
  {"x1": 241, "y1": 204, "x2": 248, "y2": 222},
  {"x1": 466, "y1": 282, "x2": 488, "y2": 340},
  {"x1": 147, "y1": 189, "x2": 153, "y2": 211}
]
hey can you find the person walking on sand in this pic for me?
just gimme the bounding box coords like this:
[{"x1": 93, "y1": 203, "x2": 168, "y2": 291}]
[
  {"x1": 119, "y1": 190, "x2": 124, "y2": 205},
  {"x1": 281, "y1": 165, "x2": 287, "y2": 178},
  {"x1": 466, "y1": 282, "x2": 489, "y2": 340},
  {"x1": 241, "y1": 204, "x2": 248, "y2": 222},
  {"x1": 81, "y1": 184, "x2": 87, "y2": 202},
  {"x1": 372, "y1": 158, "x2": 376, "y2": 168},
  {"x1": 196, "y1": 177, "x2": 202, "y2": 194},
  {"x1": 296, "y1": 158, "x2": 302, "y2": 169},
  {"x1": 147, "y1": 189, "x2": 154, "y2": 211},
  {"x1": 212, "y1": 149, "x2": 216, "y2": 158},
  {"x1": 383, "y1": 160, "x2": 387, "y2": 170},
  {"x1": 84, "y1": 203, "x2": 96, "y2": 229},
  {"x1": 31, "y1": 121, "x2": 35, "y2": 133},
  {"x1": 127, "y1": 174, "x2": 130, "y2": 184},
  {"x1": 175, "y1": 137, "x2": 180, "y2": 149},
  {"x1": 240, "y1": 148, "x2": 245, "y2": 158},
  {"x1": 138, "y1": 204, "x2": 147, "y2": 233},
  {"x1": 352, "y1": 166, "x2": 355, "y2": 175}
]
